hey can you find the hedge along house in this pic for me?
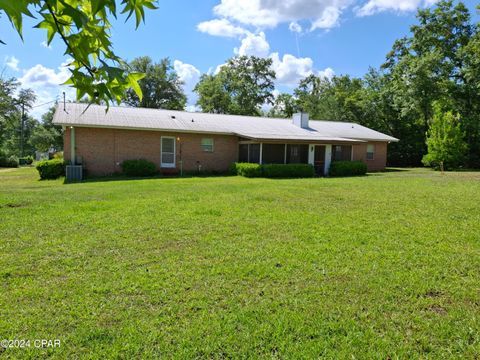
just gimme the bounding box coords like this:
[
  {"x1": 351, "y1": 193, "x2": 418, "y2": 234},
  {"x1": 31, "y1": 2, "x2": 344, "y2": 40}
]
[{"x1": 53, "y1": 103, "x2": 398, "y2": 177}]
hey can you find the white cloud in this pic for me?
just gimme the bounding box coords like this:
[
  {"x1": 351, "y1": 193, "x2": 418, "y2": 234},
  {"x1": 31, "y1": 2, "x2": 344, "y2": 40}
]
[
  {"x1": 5, "y1": 56, "x2": 20, "y2": 72},
  {"x1": 310, "y1": 6, "x2": 341, "y2": 30},
  {"x1": 197, "y1": 18, "x2": 247, "y2": 38},
  {"x1": 318, "y1": 67, "x2": 335, "y2": 79},
  {"x1": 356, "y1": 0, "x2": 437, "y2": 16},
  {"x1": 41, "y1": 41, "x2": 52, "y2": 49},
  {"x1": 18, "y1": 60, "x2": 74, "y2": 119},
  {"x1": 173, "y1": 60, "x2": 201, "y2": 109},
  {"x1": 270, "y1": 52, "x2": 314, "y2": 86},
  {"x1": 234, "y1": 32, "x2": 270, "y2": 57},
  {"x1": 289, "y1": 22, "x2": 302, "y2": 33},
  {"x1": 212, "y1": 0, "x2": 352, "y2": 30}
]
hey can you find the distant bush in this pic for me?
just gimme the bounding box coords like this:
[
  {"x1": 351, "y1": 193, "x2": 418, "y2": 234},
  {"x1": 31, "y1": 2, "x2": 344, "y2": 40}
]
[
  {"x1": 0, "y1": 155, "x2": 19, "y2": 168},
  {"x1": 232, "y1": 163, "x2": 262, "y2": 177},
  {"x1": 53, "y1": 152, "x2": 64, "y2": 160},
  {"x1": 329, "y1": 161, "x2": 367, "y2": 177},
  {"x1": 36, "y1": 159, "x2": 65, "y2": 179},
  {"x1": 231, "y1": 163, "x2": 315, "y2": 178},
  {"x1": 121, "y1": 159, "x2": 157, "y2": 177},
  {"x1": 19, "y1": 156, "x2": 34, "y2": 165},
  {"x1": 261, "y1": 164, "x2": 315, "y2": 178}
]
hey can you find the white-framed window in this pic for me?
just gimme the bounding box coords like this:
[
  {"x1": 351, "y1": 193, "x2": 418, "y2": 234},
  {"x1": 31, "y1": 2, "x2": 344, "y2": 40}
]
[
  {"x1": 161, "y1": 136, "x2": 176, "y2": 168},
  {"x1": 201, "y1": 138, "x2": 214, "y2": 152},
  {"x1": 366, "y1": 144, "x2": 375, "y2": 160}
]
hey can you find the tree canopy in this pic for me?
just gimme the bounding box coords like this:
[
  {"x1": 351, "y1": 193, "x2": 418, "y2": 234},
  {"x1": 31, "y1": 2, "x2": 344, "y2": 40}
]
[
  {"x1": 0, "y1": 0, "x2": 157, "y2": 106},
  {"x1": 123, "y1": 57, "x2": 187, "y2": 110},
  {"x1": 195, "y1": 56, "x2": 276, "y2": 116}
]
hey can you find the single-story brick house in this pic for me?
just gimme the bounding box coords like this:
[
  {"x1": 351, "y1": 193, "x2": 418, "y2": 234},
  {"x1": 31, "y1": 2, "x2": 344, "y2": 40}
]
[{"x1": 53, "y1": 103, "x2": 398, "y2": 177}]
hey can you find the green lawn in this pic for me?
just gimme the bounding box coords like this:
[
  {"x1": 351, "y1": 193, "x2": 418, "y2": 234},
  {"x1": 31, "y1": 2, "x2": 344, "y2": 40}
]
[{"x1": 0, "y1": 167, "x2": 479, "y2": 359}]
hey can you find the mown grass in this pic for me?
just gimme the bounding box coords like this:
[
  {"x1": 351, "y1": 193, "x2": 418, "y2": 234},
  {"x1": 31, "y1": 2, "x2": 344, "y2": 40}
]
[{"x1": 0, "y1": 167, "x2": 479, "y2": 359}]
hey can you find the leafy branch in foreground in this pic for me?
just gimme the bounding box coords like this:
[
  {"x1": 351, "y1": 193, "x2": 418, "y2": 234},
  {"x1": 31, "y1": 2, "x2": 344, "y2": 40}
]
[{"x1": 0, "y1": 0, "x2": 157, "y2": 106}]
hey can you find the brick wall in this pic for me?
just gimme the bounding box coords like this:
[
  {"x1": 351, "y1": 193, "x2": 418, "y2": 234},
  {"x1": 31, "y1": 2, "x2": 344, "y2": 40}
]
[
  {"x1": 64, "y1": 127, "x2": 238, "y2": 176},
  {"x1": 352, "y1": 141, "x2": 388, "y2": 172}
]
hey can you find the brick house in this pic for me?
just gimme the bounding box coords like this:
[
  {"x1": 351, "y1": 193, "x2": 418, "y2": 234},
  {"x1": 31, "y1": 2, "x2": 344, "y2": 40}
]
[{"x1": 53, "y1": 103, "x2": 398, "y2": 177}]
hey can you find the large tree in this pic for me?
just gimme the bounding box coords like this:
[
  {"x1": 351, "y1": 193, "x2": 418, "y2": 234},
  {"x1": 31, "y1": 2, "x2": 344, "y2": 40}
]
[
  {"x1": 195, "y1": 56, "x2": 276, "y2": 116},
  {"x1": 0, "y1": 0, "x2": 157, "y2": 106},
  {"x1": 380, "y1": 0, "x2": 478, "y2": 166},
  {"x1": 123, "y1": 57, "x2": 187, "y2": 110},
  {"x1": 30, "y1": 105, "x2": 63, "y2": 152}
]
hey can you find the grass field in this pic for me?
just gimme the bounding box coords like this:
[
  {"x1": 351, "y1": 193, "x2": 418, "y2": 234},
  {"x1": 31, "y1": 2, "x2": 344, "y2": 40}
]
[{"x1": 0, "y1": 167, "x2": 479, "y2": 359}]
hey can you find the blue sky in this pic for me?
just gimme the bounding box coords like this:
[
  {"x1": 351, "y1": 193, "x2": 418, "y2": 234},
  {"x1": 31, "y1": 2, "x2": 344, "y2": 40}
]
[{"x1": 1, "y1": 0, "x2": 478, "y2": 118}]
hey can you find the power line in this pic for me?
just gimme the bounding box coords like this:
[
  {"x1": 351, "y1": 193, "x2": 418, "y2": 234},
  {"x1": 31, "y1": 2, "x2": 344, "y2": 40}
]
[{"x1": 31, "y1": 99, "x2": 58, "y2": 108}]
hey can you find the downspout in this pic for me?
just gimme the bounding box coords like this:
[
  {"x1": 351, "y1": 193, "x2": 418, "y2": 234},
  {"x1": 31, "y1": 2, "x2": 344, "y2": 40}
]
[{"x1": 70, "y1": 126, "x2": 76, "y2": 165}]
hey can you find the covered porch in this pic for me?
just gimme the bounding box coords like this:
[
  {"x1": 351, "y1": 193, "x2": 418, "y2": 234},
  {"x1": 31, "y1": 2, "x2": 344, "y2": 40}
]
[{"x1": 238, "y1": 141, "x2": 354, "y2": 176}]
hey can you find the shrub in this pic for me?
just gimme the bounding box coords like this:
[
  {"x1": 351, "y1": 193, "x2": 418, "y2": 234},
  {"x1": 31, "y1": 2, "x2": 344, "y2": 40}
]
[
  {"x1": 231, "y1": 163, "x2": 315, "y2": 178},
  {"x1": 234, "y1": 163, "x2": 262, "y2": 177},
  {"x1": 19, "y1": 156, "x2": 34, "y2": 165},
  {"x1": 36, "y1": 159, "x2": 65, "y2": 179},
  {"x1": 261, "y1": 164, "x2": 315, "y2": 178},
  {"x1": 329, "y1": 161, "x2": 367, "y2": 177},
  {"x1": 121, "y1": 159, "x2": 157, "y2": 177},
  {"x1": 53, "y1": 152, "x2": 64, "y2": 160},
  {"x1": 0, "y1": 155, "x2": 19, "y2": 168}
]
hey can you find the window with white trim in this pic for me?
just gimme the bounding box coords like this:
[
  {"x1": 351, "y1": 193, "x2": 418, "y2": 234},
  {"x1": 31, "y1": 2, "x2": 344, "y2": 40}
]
[
  {"x1": 161, "y1": 136, "x2": 176, "y2": 168},
  {"x1": 201, "y1": 138, "x2": 214, "y2": 152},
  {"x1": 366, "y1": 144, "x2": 375, "y2": 160}
]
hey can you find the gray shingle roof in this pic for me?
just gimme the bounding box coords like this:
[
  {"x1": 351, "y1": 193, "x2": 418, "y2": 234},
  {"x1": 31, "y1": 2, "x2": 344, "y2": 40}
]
[{"x1": 53, "y1": 103, "x2": 399, "y2": 143}]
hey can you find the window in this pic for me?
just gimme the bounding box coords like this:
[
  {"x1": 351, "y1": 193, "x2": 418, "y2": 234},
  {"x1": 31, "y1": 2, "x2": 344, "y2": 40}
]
[
  {"x1": 332, "y1": 145, "x2": 352, "y2": 161},
  {"x1": 237, "y1": 143, "x2": 260, "y2": 163},
  {"x1": 161, "y1": 136, "x2": 176, "y2": 168},
  {"x1": 201, "y1": 138, "x2": 214, "y2": 152},
  {"x1": 366, "y1": 144, "x2": 375, "y2": 160},
  {"x1": 286, "y1": 144, "x2": 309, "y2": 164},
  {"x1": 262, "y1": 144, "x2": 285, "y2": 164}
]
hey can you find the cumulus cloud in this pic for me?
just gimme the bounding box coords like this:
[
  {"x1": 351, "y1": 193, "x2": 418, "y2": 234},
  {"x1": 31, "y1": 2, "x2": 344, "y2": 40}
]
[
  {"x1": 197, "y1": 18, "x2": 247, "y2": 38},
  {"x1": 270, "y1": 52, "x2": 314, "y2": 86},
  {"x1": 212, "y1": 0, "x2": 351, "y2": 30},
  {"x1": 318, "y1": 67, "x2": 335, "y2": 79},
  {"x1": 289, "y1": 22, "x2": 302, "y2": 33},
  {"x1": 310, "y1": 6, "x2": 341, "y2": 30},
  {"x1": 18, "y1": 59, "x2": 75, "y2": 119},
  {"x1": 356, "y1": 0, "x2": 437, "y2": 16},
  {"x1": 173, "y1": 60, "x2": 201, "y2": 109},
  {"x1": 5, "y1": 56, "x2": 20, "y2": 72},
  {"x1": 234, "y1": 32, "x2": 270, "y2": 57}
]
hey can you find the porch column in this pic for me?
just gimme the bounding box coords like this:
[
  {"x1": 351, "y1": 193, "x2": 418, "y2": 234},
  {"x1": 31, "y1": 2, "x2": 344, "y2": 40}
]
[
  {"x1": 259, "y1": 143, "x2": 263, "y2": 164},
  {"x1": 324, "y1": 144, "x2": 332, "y2": 175},
  {"x1": 70, "y1": 126, "x2": 76, "y2": 165},
  {"x1": 284, "y1": 144, "x2": 287, "y2": 164},
  {"x1": 308, "y1": 144, "x2": 315, "y2": 165}
]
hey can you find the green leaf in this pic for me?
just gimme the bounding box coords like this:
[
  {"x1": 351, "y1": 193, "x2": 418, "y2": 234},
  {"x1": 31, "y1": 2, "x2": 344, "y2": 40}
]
[{"x1": 0, "y1": 0, "x2": 35, "y2": 39}]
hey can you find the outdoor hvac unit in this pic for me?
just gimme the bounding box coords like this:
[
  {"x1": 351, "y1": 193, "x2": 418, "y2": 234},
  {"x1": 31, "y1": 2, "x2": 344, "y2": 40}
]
[{"x1": 66, "y1": 165, "x2": 83, "y2": 181}]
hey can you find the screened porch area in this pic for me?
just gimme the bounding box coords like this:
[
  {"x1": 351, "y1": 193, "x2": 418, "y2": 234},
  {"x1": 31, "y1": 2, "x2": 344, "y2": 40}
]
[{"x1": 238, "y1": 142, "x2": 353, "y2": 176}]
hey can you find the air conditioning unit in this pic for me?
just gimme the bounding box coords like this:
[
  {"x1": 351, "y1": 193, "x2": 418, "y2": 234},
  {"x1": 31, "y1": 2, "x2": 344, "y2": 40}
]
[{"x1": 66, "y1": 165, "x2": 83, "y2": 181}]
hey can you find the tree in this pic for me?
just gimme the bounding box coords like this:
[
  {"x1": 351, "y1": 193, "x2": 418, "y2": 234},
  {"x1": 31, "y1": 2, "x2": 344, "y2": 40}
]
[
  {"x1": 380, "y1": 0, "x2": 478, "y2": 166},
  {"x1": 422, "y1": 104, "x2": 468, "y2": 170},
  {"x1": 195, "y1": 56, "x2": 276, "y2": 116},
  {"x1": 194, "y1": 74, "x2": 232, "y2": 114},
  {"x1": 15, "y1": 89, "x2": 37, "y2": 156},
  {"x1": 29, "y1": 106, "x2": 63, "y2": 152},
  {"x1": 0, "y1": 0, "x2": 157, "y2": 106},
  {"x1": 268, "y1": 93, "x2": 299, "y2": 118},
  {"x1": 123, "y1": 57, "x2": 186, "y2": 110}
]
